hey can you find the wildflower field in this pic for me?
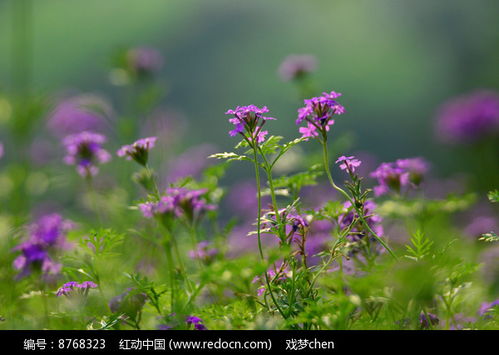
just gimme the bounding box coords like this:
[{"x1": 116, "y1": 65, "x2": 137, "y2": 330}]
[{"x1": 0, "y1": 0, "x2": 498, "y2": 332}]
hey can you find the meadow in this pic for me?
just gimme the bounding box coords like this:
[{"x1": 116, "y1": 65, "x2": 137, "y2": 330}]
[{"x1": 0, "y1": 47, "x2": 498, "y2": 331}]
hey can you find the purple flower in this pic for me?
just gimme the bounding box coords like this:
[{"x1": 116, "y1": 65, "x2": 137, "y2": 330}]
[
  {"x1": 78, "y1": 281, "x2": 98, "y2": 289},
  {"x1": 370, "y1": 157, "x2": 429, "y2": 196},
  {"x1": 188, "y1": 241, "x2": 218, "y2": 262},
  {"x1": 336, "y1": 155, "x2": 362, "y2": 174},
  {"x1": 63, "y1": 131, "x2": 111, "y2": 178},
  {"x1": 278, "y1": 54, "x2": 317, "y2": 82},
  {"x1": 0, "y1": 142, "x2": 3, "y2": 159},
  {"x1": 225, "y1": 105, "x2": 275, "y2": 144},
  {"x1": 47, "y1": 94, "x2": 112, "y2": 138},
  {"x1": 186, "y1": 316, "x2": 207, "y2": 330},
  {"x1": 450, "y1": 314, "x2": 476, "y2": 330},
  {"x1": 338, "y1": 200, "x2": 383, "y2": 243},
  {"x1": 127, "y1": 47, "x2": 164, "y2": 76},
  {"x1": 478, "y1": 299, "x2": 499, "y2": 317},
  {"x1": 296, "y1": 91, "x2": 344, "y2": 140},
  {"x1": 117, "y1": 137, "x2": 157, "y2": 166},
  {"x1": 56, "y1": 281, "x2": 97, "y2": 296},
  {"x1": 13, "y1": 214, "x2": 74, "y2": 279},
  {"x1": 419, "y1": 312, "x2": 439, "y2": 329},
  {"x1": 435, "y1": 90, "x2": 499, "y2": 144},
  {"x1": 370, "y1": 163, "x2": 409, "y2": 196},
  {"x1": 395, "y1": 157, "x2": 429, "y2": 186},
  {"x1": 138, "y1": 187, "x2": 216, "y2": 223}
]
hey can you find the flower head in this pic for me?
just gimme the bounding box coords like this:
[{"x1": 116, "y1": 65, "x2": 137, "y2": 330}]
[
  {"x1": 13, "y1": 214, "x2": 74, "y2": 279},
  {"x1": 370, "y1": 157, "x2": 429, "y2": 196},
  {"x1": 56, "y1": 281, "x2": 97, "y2": 297},
  {"x1": 226, "y1": 105, "x2": 275, "y2": 144},
  {"x1": 0, "y1": 142, "x2": 3, "y2": 159},
  {"x1": 336, "y1": 155, "x2": 362, "y2": 174},
  {"x1": 186, "y1": 316, "x2": 207, "y2": 330},
  {"x1": 138, "y1": 187, "x2": 216, "y2": 224},
  {"x1": 296, "y1": 91, "x2": 344, "y2": 139},
  {"x1": 278, "y1": 54, "x2": 317, "y2": 82},
  {"x1": 117, "y1": 137, "x2": 157, "y2": 166},
  {"x1": 478, "y1": 299, "x2": 499, "y2": 317},
  {"x1": 419, "y1": 312, "x2": 439, "y2": 329},
  {"x1": 435, "y1": 90, "x2": 499, "y2": 144},
  {"x1": 63, "y1": 131, "x2": 111, "y2": 178}
]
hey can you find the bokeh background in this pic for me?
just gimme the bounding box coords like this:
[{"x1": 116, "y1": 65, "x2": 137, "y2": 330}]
[{"x1": 0, "y1": 0, "x2": 498, "y2": 187}]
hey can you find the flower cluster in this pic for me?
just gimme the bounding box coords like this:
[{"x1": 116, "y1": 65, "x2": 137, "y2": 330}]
[
  {"x1": 63, "y1": 131, "x2": 111, "y2": 178},
  {"x1": 138, "y1": 187, "x2": 215, "y2": 223},
  {"x1": 478, "y1": 299, "x2": 499, "y2": 317},
  {"x1": 226, "y1": 105, "x2": 275, "y2": 144},
  {"x1": 435, "y1": 90, "x2": 499, "y2": 144},
  {"x1": 13, "y1": 214, "x2": 74, "y2": 278},
  {"x1": 56, "y1": 281, "x2": 98, "y2": 296},
  {"x1": 336, "y1": 155, "x2": 362, "y2": 174},
  {"x1": 117, "y1": 136, "x2": 157, "y2": 166},
  {"x1": 337, "y1": 200, "x2": 383, "y2": 243},
  {"x1": 296, "y1": 91, "x2": 345, "y2": 139},
  {"x1": 370, "y1": 157, "x2": 429, "y2": 196},
  {"x1": 278, "y1": 54, "x2": 317, "y2": 82},
  {"x1": 419, "y1": 312, "x2": 439, "y2": 329},
  {"x1": 186, "y1": 316, "x2": 207, "y2": 330},
  {"x1": 188, "y1": 241, "x2": 218, "y2": 262}
]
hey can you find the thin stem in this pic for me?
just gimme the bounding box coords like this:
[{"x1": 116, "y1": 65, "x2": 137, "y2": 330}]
[
  {"x1": 163, "y1": 240, "x2": 176, "y2": 314},
  {"x1": 252, "y1": 146, "x2": 287, "y2": 320},
  {"x1": 252, "y1": 148, "x2": 265, "y2": 261},
  {"x1": 320, "y1": 136, "x2": 397, "y2": 259},
  {"x1": 257, "y1": 146, "x2": 286, "y2": 241}
]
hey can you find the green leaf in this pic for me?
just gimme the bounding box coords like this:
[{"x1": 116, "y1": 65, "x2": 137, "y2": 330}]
[
  {"x1": 208, "y1": 152, "x2": 252, "y2": 163},
  {"x1": 488, "y1": 190, "x2": 499, "y2": 203},
  {"x1": 259, "y1": 135, "x2": 283, "y2": 155},
  {"x1": 404, "y1": 231, "x2": 433, "y2": 261},
  {"x1": 479, "y1": 232, "x2": 499, "y2": 243},
  {"x1": 273, "y1": 164, "x2": 323, "y2": 192}
]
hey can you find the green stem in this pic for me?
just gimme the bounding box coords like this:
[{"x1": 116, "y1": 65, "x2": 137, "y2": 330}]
[
  {"x1": 257, "y1": 146, "x2": 286, "y2": 241},
  {"x1": 164, "y1": 240, "x2": 176, "y2": 314},
  {"x1": 320, "y1": 136, "x2": 397, "y2": 259},
  {"x1": 252, "y1": 147, "x2": 287, "y2": 320}
]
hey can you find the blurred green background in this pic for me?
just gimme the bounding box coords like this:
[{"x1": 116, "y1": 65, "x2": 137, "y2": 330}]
[{"x1": 0, "y1": 0, "x2": 498, "y2": 171}]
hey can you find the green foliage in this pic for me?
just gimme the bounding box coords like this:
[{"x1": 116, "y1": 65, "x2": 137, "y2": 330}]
[
  {"x1": 404, "y1": 231, "x2": 434, "y2": 261},
  {"x1": 479, "y1": 232, "x2": 499, "y2": 243},
  {"x1": 488, "y1": 189, "x2": 499, "y2": 203}
]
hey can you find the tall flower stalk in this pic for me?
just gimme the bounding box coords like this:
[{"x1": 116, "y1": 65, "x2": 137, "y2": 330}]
[
  {"x1": 225, "y1": 105, "x2": 288, "y2": 318},
  {"x1": 296, "y1": 91, "x2": 397, "y2": 259}
]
